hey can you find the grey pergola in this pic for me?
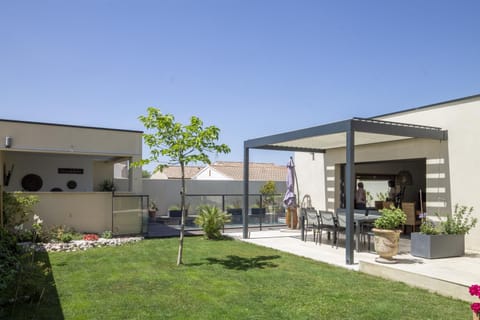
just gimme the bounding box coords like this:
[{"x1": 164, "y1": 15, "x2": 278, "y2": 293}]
[{"x1": 243, "y1": 117, "x2": 448, "y2": 265}]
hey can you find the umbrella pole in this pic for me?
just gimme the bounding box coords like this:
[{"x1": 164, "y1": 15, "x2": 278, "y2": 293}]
[{"x1": 293, "y1": 158, "x2": 300, "y2": 229}]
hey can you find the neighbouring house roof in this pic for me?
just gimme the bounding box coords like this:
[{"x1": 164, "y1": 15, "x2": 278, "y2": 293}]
[
  {"x1": 193, "y1": 161, "x2": 287, "y2": 181},
  {"x1": 150, "y1": 165, "x2": 204, "y2": 179},
  {"x1": 150, "y1": 161, "x2": 287, "y2": 181}
]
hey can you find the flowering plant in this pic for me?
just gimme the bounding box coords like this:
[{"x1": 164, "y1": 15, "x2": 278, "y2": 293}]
[
  {"x1": 83, "y1": 234, "x2": 99, "y2": 241},
  {"x1": 419, "y1": 204, "x2": 477, "y2": 235},
  {"x1": 470, "y1": 284, "x2": 480, "y2": 315}
]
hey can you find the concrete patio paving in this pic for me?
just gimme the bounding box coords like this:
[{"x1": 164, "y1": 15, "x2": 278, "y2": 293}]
[{"x1": 227, "y1": 228, "x2": 480, "y2": 303}]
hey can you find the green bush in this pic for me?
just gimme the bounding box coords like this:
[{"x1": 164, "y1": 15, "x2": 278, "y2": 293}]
[
  {"x1": 374, "y1": 205, "x2": 406, "y2": 230},
  {"x1": 419, "y1": 204, "x2": 477, "y2": 235},
  {"x1": 3, "y1": 192, "x2": 39, "y2": 231},
  {"x1": 0, "y1": 228, "x2": 20, "y2": 295},
  {"x1": 194, "y1": 205, "x2": 231, "y2": 240},
  {"x1": 60, "y1": 233, "x2": 73, "y2": 243},
  {"x1": 49, "y1": 225, "x2": 81, "y2": 243},
  {"x1": 441, "y1": 204, "x2": 477, "y2": 235},
  {"x1": 101, "y1": 230, "x2": 113, "y2": 239},
  {"x1": 419, "y1": 220, "x2": 440, "y2": 235}
]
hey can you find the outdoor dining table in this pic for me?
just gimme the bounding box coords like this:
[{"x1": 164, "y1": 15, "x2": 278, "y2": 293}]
[
  {"x1": 353, "y1": 214, "x2": 379, "y2": 251},
  {"x1": 337, "y1": 212, "x2": 380, "y2": 252}
]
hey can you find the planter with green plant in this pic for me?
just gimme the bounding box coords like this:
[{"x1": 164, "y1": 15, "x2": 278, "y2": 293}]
[
  {"x1": 194, "y1": 205, "x2": 231, "y2": 240},
  {"x1": 99, "y1": 179, "x2": 115, "y2": 192},
  {"x1": 260, "y1": 180, "x2": 277, "y2": 213},
  {"x1": 411, "y1": 204, "x2": 477, "y2": 259},
  {"x1": 168, "y1": 205, "x2": 183, "y2": 218},
  {"x1": 226, "y1": 201, "x2": 242, "y2": 224},
  {"x1": 148, "y1": 201, "x2": 158, "y2": 221},
  {"x1": 372, "y1": 205, "x2": 407, "y2": 263}
]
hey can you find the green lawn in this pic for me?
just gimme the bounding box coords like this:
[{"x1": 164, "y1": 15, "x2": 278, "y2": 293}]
[{"x1": 4, "y1": 237, "x2": 470, "y2": 319}]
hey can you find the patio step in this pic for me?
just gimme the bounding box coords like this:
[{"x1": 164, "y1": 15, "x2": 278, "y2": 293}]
[{"x1": 359, "y1": 260, "x2": 471, "y2": 302}]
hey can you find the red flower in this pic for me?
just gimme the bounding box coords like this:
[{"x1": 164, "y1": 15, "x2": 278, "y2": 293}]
[
  {"x1": 83, "y1": 234, "x2": 99, "y2": 241},
  {"x1": 470, "y1": 285, "x2": 480, "y2": 298},
  {"x1": 471, "y1": 303, "x2": 480, "y2": 314},
  {"x1": 470, "y1": 285, "x2": 480, "y2": 315}
]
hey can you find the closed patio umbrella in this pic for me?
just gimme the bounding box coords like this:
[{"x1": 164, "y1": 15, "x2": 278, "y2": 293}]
[{"x1": 283, "y1": 157, "x2": 298, "y2": 229}]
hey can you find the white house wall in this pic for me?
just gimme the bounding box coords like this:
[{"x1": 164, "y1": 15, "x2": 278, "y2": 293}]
[
  {"x1": 294, "y1": 152, "x2": 326, "y2": 210},
  {"x1": 194, "y1": 167, "x2": 233, "y2": 180},
  {"x1": 378, "y1": 99, "x2": 480, "y2": 252},
  {"x1": 314, "y1": 138, "x2": 448, "y2": 214},
  {"x1": 4, "y1": 152, "x2": 95, "y2": 192},
  {"x1": 296, "y1": 98, "x2": 479, "y2": 252},
  {"x1": 0, "y1": 120, "x2": 143, "y2": 194}
]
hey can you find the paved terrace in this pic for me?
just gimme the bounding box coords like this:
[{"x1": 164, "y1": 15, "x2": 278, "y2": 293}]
[{"x1": 227, "y1": 228, "x2": 480, "y2": 303}]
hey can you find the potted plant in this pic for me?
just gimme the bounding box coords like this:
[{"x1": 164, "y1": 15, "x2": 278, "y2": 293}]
[
  {"x1": 226, "y1": 202, "x2": 242, "y2": 215},
  {"x1": 99, "y1": 179, "x2": 115, "y2": 192},
  {"x1": 168, "y1": 204, "x2": 183, "y2": 218},
  {"x1": 372, "y1": 205, "x2": 407, "y2": 263},
  {"x1": 251, "y1": 203, "x2": 266, "y2": 215},
  {"x1": 411, "y1": 204, "x2": 477, "y2": 259},
  {"x1": 259, "y1": 180, "x2": 276, "y2": 213},
  {"x1": 374, "y1": 192, "x2": 388, "y2": 210},
  {"x1": 148, "y1": 201, "x2": 158, "y2": 221},
  {"x1": 226, "y1": 202, "x2": 242, "y2": 224}
]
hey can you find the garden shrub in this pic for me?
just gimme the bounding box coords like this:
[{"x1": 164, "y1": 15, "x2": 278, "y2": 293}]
[
  {"x1": 3, "y1": 192, "x2": 39, "y2": 232},
  {"x1": 194, "y1": 205, "x2": 231, "y2": 240},
  {"x1": 0, "y1": 227, "x2": 21, "y2": 306}
]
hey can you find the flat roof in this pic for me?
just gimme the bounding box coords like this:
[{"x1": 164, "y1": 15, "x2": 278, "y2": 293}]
[
  {"x1": 0, "y1": 118, "x2": 143, "y2": 134},
  {"x1": 372, "y1": 93, "x2": 480, "y2": 119},
  {"x1": 245, "y1": 117, "x2": 447, "y2": 152}
]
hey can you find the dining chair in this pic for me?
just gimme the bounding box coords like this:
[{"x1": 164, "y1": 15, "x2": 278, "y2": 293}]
[
  {"x1": 303, "y1": 208, "x2": 319, "y2": 242},
  {"x1": 318, "y1": 211, "x2": 336, "y2": 246},
  {"x1": 335, "y1": 213, "x2": 347, "y2": 249}
]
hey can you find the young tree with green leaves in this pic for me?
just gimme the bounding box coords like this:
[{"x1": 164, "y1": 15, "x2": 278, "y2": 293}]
[{"x1": 133, "y1": 107, "x2": 230, "y2": 265}]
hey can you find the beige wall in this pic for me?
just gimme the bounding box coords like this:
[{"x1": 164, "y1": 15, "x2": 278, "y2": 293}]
[
  {"x1": 296, "y1": 97, "x2": 480, "y2": 252},
  {"x1": 294, "y1": 152, "x2": 326, "y2": 210},
  {"x1": 0, "y1": 120, "x2": 143, "y2": 194},
  {"x1": 27, "y1": 192, "x2": 112, "y2": 234},
  {"x1": 378, "y1": 98, "x2": 480, "y2": 252},
  {"x1": 0, "y1": 120, "x2": 141, "y2": 157},
  {"x1": 324, "y1": 138, "x2": 449, "y2": 213}
]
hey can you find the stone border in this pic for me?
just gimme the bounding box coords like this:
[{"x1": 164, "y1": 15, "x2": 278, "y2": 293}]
[{"x1": 18, "y1": 237, "x2": 143, "y2": 252}]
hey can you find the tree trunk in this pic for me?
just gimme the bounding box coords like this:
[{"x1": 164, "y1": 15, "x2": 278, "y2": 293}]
[{"x1": 176, "y1": 162, "x2": 186, "y2": 266}]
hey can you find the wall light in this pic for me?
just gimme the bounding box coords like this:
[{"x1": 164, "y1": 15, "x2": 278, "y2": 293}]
[{"x1": 5, "y1": 136, "x2": 12, "y2": 148}]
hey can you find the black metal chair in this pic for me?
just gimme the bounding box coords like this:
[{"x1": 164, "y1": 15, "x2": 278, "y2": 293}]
[
  {"x1": 335, "y1": 212, "x2": 347, "y2": 249},
  {"x1": 318, "y1": 211, "x2": 336, "y2": 246},
  {"x1": 303, "y1": 208, "x2": 319, "y2": 242}
]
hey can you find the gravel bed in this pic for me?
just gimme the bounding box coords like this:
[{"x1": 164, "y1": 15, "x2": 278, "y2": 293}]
[{"x1": 18, "y1": 237, "x2": 144, "y2": 252}]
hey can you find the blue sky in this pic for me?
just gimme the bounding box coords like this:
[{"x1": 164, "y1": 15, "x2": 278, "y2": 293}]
[{"x1": 2, "y1": 1, "x2": 480, "y2": 172}]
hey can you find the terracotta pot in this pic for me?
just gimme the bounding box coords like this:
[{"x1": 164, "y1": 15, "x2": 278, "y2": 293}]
[
  {"x1": 474, "y1": 312, "x2": 480, "y2": 320},
  {"x1": 372, "y1": 228, "x2": 401, "y2": 263}
]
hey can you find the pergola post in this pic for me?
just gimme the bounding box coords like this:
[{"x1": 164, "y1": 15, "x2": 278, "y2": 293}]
[
  {"x1": 242, "y1": 146, "x2": 250, "y2": 239},
  {"x1": 345, "y1": 124, "x2": 355, "y2": 265}
]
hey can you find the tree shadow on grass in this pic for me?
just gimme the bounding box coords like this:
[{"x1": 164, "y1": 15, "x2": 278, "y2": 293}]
[
  {"x1": 1, "y1": 251, "x2": 64, "y2": 320},
  {"x1": 206, "y1": 255, "x2": 281, "y2": 271}
]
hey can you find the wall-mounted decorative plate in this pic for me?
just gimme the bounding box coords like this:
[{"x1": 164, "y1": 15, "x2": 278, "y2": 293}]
[
  {"x1": 21, "y1": 174, "x2": 43, "y2": 191},
  {"x1": 67, "y1": 180, "x2": 77, "y2": 190}
]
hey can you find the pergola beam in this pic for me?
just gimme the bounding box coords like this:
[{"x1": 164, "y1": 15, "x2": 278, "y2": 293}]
[{"x1": 242, "y1": 117, "x2": 448, "y2": 264}]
